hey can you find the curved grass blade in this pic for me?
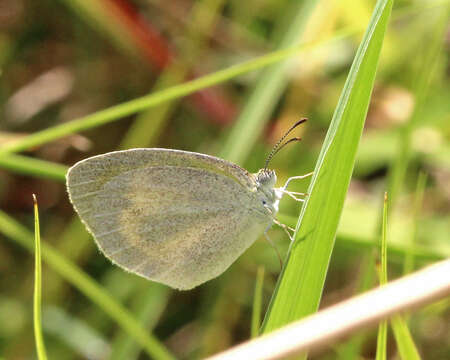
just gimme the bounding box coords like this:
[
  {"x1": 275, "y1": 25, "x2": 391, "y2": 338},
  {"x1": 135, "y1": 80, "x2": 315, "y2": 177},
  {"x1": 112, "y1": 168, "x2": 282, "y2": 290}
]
[
  {"x1": 262, "y1": 0, "x2": 394, "y2": 333},
  {"x1": 33, "y1": 195, "x2": 48, "y2": 360},
  {"x1": 0, "y1": 154, "x2": 66, "y2": 181}
]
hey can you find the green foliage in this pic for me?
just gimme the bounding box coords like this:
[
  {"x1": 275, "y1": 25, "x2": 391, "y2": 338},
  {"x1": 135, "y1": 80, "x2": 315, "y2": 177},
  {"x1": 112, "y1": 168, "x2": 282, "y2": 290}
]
[{"x1": 0, "y1": 0, "x2": 448, "y2": 358}]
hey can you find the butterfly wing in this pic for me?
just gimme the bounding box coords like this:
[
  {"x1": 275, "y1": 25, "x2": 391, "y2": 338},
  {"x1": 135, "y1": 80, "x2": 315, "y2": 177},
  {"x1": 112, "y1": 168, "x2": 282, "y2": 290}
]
[{"x1": 66, "y1": 149, "x2": 271, "y2": 290}]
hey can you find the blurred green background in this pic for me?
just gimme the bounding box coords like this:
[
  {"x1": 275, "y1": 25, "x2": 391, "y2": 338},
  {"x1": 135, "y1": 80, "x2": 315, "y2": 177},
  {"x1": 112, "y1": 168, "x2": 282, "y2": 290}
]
[{"x1": 0, "y1": 0, "x2": 448, "y2": 359}]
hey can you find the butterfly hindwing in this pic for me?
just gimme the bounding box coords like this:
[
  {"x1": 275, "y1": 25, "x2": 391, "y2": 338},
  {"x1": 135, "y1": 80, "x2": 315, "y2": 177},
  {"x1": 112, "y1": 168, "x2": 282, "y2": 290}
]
[{"x1": 67, "y1": 149, "x2": 272, "y2": 289}]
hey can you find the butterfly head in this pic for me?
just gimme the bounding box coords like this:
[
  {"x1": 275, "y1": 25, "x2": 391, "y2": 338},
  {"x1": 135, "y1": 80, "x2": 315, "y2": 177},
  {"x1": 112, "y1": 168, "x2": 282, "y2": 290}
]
[
  {"x1": 255, "y1": 168, "x2": 277, "y2": 189},
  {"x1": 256, "y1": 118, "x2": 308, "y2": 216},
  {"x1": 255, "y1": 168, "x2": 279, "y2": 214}
]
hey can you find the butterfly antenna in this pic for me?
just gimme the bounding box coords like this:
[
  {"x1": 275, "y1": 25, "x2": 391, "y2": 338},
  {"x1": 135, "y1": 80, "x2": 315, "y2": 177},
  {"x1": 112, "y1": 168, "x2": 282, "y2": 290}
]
[
  {"x1": 264, "y1": 118, "x2": 307, "y2": 170},
  {"x1": 271, "y1": 136, "x2": 302, "y2": 160}
]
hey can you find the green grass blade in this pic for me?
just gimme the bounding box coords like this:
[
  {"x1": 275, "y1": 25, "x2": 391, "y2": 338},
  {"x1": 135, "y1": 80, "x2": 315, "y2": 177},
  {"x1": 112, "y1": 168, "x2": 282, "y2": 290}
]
[
  {"x1": 391, "y1": 315, "x2": 421, "y2": 360},
  {"x1": 387, "y1": 174, "x2": 427, "y2": 360},
  {"x1": 110, "y1": 284, "x2": 171, "y2": 360},
  {"x1": 0, "y1": 210, "x2": 174, "y2": 360},
  {"x1": 251, "y1": 266, "x2": 265, "y2": 338},
  {"x1": 336, "y1": 252, "x2": 376, "y2": 359},
  {"x1": 403, "y1": 172, "x2": 427, "y2": 274},
  {"x1": 375, "y1": 310, "x2": 388, "y2": 357},
  {"x1": 262, "y1": 0, "x2": 393, "y2": 334},
  {"x1": 375, "y1": 193, "x2": 389, "y2": 360},
  {"x1": 377, "y1": 193, "x2": 422, "y2": 360},
  {"x1": 380, "y1": 193, "x2": 388, "y2": 286},
  {"x1": 0, "y1": 154, "x2": 66, "y2": 181},
  {"x1": 33, "y1": 195, "x2": 48, "y2": 360},
  {"x1": 390, "y1": 186, "x2": 422, "y2": 360}
]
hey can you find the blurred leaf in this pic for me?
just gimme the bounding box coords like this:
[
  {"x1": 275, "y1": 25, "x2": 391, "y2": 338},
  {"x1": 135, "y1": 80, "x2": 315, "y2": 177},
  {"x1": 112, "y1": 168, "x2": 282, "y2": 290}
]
[
  {"x1": 120, "y1": 0, "x2": 227, "y2": 149},
  {"x1": 43, "y1": 306, "x2": 110, "y2": 360},
  {"x1": 403, "y1": 172, "x2": 427, "y2": 274},
  {"x1": 387, "y1": 7, "x2": 449, "y2": 207},
  {"x1": 56, "y1": 0, "x2": 144, "y2": 61},
  {"x1": 219, "y1": 0, "x2": 319, "y2": 163}
]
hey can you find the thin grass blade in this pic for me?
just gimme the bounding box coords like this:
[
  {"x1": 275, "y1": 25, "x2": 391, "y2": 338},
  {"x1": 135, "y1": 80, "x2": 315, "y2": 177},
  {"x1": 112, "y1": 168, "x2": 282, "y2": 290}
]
[
  {"x1": 33, "y1": 195, "x2": 48, "y2": 360},
  {"x1": 375, "y1": 192, "x2": 389, "y2": 360}
]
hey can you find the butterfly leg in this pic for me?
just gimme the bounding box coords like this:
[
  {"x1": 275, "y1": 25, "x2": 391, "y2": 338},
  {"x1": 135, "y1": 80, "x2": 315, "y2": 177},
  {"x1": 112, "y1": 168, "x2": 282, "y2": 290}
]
[
  {"x1": 277, "y1": 172, "x2": 314, "y2": 202},
  {"x1": 264, "y1": 203, "x2": 296, "y2": 241},
  {"x1": 282, "y1": 172, "x2": 314, "y2": 191},
  {"x1": 281, "y1": 190, "x2": 307, "y2": 202},
  {"x1": 264, "y1": 224, "x2": 283, "y2": 269},
  {"x1": 272, "y1": 218, "x2": 295, "y2": 242}
]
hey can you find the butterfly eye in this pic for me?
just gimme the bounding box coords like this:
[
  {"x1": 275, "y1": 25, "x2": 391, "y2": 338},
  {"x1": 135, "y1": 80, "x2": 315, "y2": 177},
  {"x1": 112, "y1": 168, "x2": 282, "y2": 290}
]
[{"x1": 262, "y1": 200, "x2": 267, "y2": 205}]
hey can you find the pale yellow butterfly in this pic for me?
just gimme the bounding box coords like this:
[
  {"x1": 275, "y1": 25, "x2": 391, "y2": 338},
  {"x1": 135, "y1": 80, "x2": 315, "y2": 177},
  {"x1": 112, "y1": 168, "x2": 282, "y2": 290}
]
[{"x1": 66, "y1": 120, "x2": 310, "y2": 290}]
